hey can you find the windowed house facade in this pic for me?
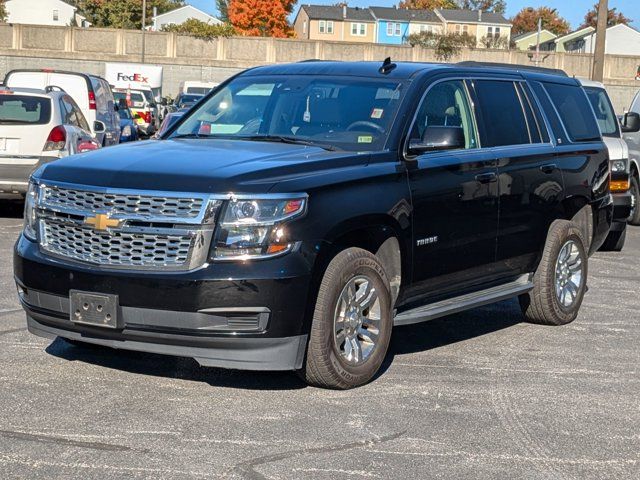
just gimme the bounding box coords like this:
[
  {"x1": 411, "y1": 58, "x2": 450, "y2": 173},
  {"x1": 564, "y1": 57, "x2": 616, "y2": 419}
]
[{"x1": 294, "y1": 5, "x2": 376, "y2": 43}]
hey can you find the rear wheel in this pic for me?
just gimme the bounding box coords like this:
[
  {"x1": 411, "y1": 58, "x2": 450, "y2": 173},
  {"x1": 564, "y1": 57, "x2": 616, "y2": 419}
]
[
  {"x1": 519, "y1": 220, "x2": 588, "y2": 326},
  {"x1": 301, "y1": 248, "x2": 393, "y2": 389},
  {"x1": 629, "y1": 175, "x2": 640, "y2": 226}
]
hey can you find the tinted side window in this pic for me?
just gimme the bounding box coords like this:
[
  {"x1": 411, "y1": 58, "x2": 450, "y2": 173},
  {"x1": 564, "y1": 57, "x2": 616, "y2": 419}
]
[
  {"x1": 543, "y1": 82, "x2": 601, "y2": 142},
  {"x1": 529, "y1": 81, "x2": 566, "y2": 144},
  {"x1": 61, "y1": 96, "x2": 78, "y2": 126},
  {"x1": 584, "y1": 87, "x2": 619, "y2": 138},
  {"x1": 473, "y1": 80, "x2": 530, "y2": 147},
  {"x1": 412, "y1": 80, "x2": 478, "y2": 149}
]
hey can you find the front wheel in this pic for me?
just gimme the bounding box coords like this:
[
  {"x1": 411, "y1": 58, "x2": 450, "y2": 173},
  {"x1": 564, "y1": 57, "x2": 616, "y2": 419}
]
[
  {"x1": 520, "y1": 220, "x2": 588, "y2": 326},
  {"x1": 301, "y1": 248, "x2": 393, "y2": 389},
  {"x1": 629, "y1": 175, "x2": 640, "y2": 226}
]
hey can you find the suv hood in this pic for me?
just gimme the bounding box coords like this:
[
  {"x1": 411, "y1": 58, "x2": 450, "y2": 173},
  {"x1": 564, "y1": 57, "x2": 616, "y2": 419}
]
[{"x1": 35, "y1": 139, "x2": 365, "y2": 193}]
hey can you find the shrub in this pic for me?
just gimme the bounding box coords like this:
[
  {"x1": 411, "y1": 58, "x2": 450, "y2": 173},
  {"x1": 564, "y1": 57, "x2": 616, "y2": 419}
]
[
  {"x1": 408, "y1": 31, "x2": 477, "y2": 61},
  {"x1": 162, "y1": 19, "x2": 236, "y2": 40}
]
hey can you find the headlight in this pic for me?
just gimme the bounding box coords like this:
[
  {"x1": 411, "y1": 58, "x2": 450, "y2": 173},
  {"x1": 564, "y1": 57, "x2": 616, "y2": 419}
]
[
  {"x1": 23, "y1": 181, "x2": 39, "y2": 241},
  {"x1": 213, "y1": 196, "x2": 307, "y2": 260},
  {"x1": 611, "y1": 160, "x2": 627, "y2": 173},
  {"x1": 122, "y1": 125, "x2": 132, "y2": 137}
]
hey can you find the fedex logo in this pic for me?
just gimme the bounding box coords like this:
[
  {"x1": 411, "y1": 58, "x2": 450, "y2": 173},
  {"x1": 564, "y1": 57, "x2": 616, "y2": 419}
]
[{"x1": 116, "y1": 73, "x2": 149, "y2": 83}]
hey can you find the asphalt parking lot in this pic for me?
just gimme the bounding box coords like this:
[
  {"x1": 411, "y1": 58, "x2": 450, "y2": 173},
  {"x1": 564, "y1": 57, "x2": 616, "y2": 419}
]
[{"x1": 0, "y1": 201, "x2": 638, "y2": 480}]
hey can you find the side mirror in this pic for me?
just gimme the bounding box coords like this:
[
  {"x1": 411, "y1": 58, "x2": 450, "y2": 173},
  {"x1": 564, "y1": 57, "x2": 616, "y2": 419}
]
[
  {"x1": 408, "y1": 126, "x2": 466, "y2": 155},
  {"x1": 93, "y1": 120, "x2": 106, "y2": 134},
  {"x1": 621, "y1": 112, "x2": 640, "y2": 133}
]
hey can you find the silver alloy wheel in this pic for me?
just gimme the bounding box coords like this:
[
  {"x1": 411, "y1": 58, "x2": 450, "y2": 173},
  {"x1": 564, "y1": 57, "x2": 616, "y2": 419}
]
[
  {"x1": 333, "y1": 275, "x2": 381, "y2": 365},
  {"x1": 554, "y1": 240, "x2": 584, "y2": 308}
]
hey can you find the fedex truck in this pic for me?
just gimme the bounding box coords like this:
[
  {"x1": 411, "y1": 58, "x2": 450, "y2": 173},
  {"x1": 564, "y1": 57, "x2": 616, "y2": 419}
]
[{"x1": 104, "y1": 63, "x2": 163, "y2": 101}]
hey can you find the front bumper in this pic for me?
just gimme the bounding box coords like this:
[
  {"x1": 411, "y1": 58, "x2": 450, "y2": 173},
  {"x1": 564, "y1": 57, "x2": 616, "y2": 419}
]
[
  {"x1": 611, "y1": 191, "x2": 632, "y2": 228},
  {"x1": 15, "y1": 235, "x2": 317, "y2": 371}
]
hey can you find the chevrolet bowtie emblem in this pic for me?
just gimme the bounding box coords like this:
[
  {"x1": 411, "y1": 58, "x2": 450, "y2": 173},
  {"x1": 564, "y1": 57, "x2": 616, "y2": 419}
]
[{"x1": 84, "y1": 213, "x2": 121, "y2": 231}]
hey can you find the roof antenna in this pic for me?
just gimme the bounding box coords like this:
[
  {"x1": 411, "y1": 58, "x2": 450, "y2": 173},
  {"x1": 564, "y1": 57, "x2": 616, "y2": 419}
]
[{"x1": 379, "y1": 57, "x2": 397, "y2": 74}]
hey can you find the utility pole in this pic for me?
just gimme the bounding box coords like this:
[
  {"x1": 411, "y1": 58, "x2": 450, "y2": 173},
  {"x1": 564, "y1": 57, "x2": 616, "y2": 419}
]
[
  {"x1": 141, "y1": 0, "x2": 147, "y2": 63},
  {"x1": 534, "y1": 16, "x2": 542, "y2": 65},
  {"x1": 591, "y1": 0, "x2": 608, "y2": 82}
]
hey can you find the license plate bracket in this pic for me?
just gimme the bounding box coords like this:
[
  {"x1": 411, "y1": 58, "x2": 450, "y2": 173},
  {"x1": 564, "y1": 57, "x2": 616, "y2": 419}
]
[{"x1": 70, "y1": 291, "x2": 120, "y2": 329}]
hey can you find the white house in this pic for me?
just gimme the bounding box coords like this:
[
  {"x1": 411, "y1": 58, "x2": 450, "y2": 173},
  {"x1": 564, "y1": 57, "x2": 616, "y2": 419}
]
[
  {"x1": 582, "y1": 23, "x2": 640, "y2": 56},
  {"x1": 4, "y1": 0, "x2": 89, "y2": 27},
  {"x1": 151, "y1": 5, "x2": 221, "y2": 31}
]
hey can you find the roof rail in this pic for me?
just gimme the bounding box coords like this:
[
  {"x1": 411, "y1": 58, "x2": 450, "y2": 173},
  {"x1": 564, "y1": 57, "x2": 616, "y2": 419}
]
[{"x1": 456, "y1": 61, "x2": 568, "y2": 77}]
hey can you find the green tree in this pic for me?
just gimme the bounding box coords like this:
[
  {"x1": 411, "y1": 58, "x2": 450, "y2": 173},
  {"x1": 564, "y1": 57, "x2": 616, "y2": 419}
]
[
  {"x1": 511, "y1": 7, "x2": 570, "y2": 36},
  {"x1": 581, "y1": 4, "x2": 632, "y2": 29},
  {"x1": 0, "y1": 0, "x2": 7, "y2": 22},
  {"x1": 408, "y1": 31, "x2": 476, "y2": 61},
  {"x1": 72, "y1": 0, "x2": 184, "y2": 29},
  {"x1": 398, "y1": 0, "x2": 458, "y2": 9},
  {"x1": 459, "y1": 0, "x2": 506, "y2": 14},
  {"x1": 162, "y1": 18, "x2": 235, "y2": 39},
  {"x1": 216, "y1": 0, "x2": 229, "y2": 22}
]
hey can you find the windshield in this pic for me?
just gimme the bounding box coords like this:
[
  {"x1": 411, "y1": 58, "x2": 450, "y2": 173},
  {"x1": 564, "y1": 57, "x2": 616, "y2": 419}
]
[
  {"x1": 172, "y1": 75, "x2": 406, "y2": 151},
  {"x1": 585, "y1": 87, "x2": 620, "y2": 138},
  {"x1": 114, "y1": 91, "x2": 146, "y2": 107},
  {"x1": 0, "y1": 95, "x2": 51, "y2": 125},
  {"x1": 177, "y1": 94, "x2": 202, "y2": 107},
  {"x1": 186, "y1": 87, "x2": 212, "y2": 95}
]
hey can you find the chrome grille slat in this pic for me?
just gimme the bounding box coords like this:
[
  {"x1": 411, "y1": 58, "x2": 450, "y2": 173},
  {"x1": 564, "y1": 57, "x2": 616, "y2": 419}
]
[{"x1": 41, "y1": 185, "x2": 204, "y2": 220}]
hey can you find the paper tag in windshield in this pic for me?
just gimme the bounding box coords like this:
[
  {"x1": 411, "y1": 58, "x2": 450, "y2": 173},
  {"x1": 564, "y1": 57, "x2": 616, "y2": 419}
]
[
  {"x1": 358, "y1": 136, "x2": 373, "y2": 144},
  {"x1": 371, "y1": 108, "x2": 384, "y2": 119}
]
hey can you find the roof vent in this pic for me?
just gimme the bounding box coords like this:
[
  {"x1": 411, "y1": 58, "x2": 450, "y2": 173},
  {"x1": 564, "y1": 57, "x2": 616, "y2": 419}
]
[
  {"x1": 478, "y1": 10, "x2": 482, "y2": 21},
  {"x1": 343, "y1": 5, "x2": 347, "y2": 19}
]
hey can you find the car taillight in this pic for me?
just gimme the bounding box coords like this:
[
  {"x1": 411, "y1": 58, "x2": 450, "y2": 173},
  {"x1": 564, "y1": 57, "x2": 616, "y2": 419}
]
[
  {"x1": 88, "y1": 91, "x2": 97, "y2": 110},
  {"x1": 44, "y1": 126, "x2": 66, "y2": 151}
]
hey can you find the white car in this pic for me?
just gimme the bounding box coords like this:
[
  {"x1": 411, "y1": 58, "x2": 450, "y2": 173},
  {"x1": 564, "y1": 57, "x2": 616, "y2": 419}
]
[{"x1": 0, "y1": 86, "x2": 101, "y2": 197}]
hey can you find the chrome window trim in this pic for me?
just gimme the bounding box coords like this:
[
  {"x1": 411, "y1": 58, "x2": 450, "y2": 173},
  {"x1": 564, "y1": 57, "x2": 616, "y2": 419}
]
[{"x1": 513, "y1": 82, "x2": 533, "y2": 144}]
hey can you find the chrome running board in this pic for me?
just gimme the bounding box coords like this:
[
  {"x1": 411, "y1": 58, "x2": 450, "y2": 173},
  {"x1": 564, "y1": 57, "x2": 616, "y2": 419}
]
[{"x1": 394, "y1": 274, "x2": 534, "y2": 326}]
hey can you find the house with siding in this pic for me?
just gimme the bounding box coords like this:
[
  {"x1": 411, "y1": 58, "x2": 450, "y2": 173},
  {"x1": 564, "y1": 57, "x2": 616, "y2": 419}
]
[
  {"x1": 512, "y1": 30, "x2": 557, "y2": 51},
  {"x1": 4, "y1": 0, "x2": 90, "y2": 27},
  {"x1": 151, "y1": 5, "x2": 221, "y2": 31},
  {"x1": 435, "y1": 8, "x2": 511, "y2": 48},
  {"x1": 370, "y1": 7, "x2": 442, "y2": 44},
  {"x1": 293, "y1": 5, "x2": 376, "y2": 44},
  {"x1": 538, "y1": 26, "x2": 595, "y2": 52}
]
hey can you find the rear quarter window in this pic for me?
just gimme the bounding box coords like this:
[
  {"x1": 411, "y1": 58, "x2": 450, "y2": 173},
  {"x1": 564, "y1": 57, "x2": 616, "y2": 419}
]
[
  {"x1": 0, "y1": 95, "x2": 51, "y2": 125},
  {"x1": 543, "y1": 82, "x2": 601, "y2": 142}
]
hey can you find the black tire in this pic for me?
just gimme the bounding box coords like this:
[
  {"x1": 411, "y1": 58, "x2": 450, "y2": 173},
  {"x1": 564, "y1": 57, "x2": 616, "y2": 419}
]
[
  {"x1": 301, "y1": 248, "x2": 393, "y2": 389},
  {"x1": 519, "y1": 220, "x2": 588, "y2": 326},
  {"x1": 600, "y1": 224, "x2": 627, "y2": 252},
  {"x1": 629, "y1": 175, "x2": 640, "y2": 226}
]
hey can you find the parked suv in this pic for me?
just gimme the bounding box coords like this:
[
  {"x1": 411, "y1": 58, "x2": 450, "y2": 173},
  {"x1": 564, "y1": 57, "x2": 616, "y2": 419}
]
[
  {"x1": 14, "y1": 62, "x2": 612, "y2": 389},
  {"x1": 621, "y1": 89, "x2": 640, "y2": 225},
  {"x1": 580, "y1": 79, "x2": 637, "y2": 250},
  {"x1": 113, "y1": 88, "x2": 156, "y2": 137},
  {"x1": 0, "y1": 86, "x2": 101, "y2": 197},
  {"x1": 3, "y1": 69, "x2": 120, "y2": 147}
]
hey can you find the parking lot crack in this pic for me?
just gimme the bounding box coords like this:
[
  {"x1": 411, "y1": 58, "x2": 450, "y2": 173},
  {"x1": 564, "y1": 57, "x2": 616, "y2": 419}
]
[
  {"x1": 228, "y1": 430, "x2": 406, "y2": 480},
  {"x1": 0, "y1": 429, "x2": 139, "y2": 453}
]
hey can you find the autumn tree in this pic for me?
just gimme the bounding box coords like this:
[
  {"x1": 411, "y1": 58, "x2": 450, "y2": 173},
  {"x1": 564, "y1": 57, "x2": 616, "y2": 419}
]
[
  {"x1": 398, "y1": 0, "x2": 458, "y2": 9},
  {"x1": 71, "y1": 0, "x2": 184, "y2": 29},
  {"x1": 511, "y1": 7, "x2": 570, "y2": 36},
  {"x1": 459, "y1": 0, "x2": 506, "y2": 14},
  {"x1": 228, "y1": 0, "x2": 295, "y2": 38},
  {"x1": 581, "y1": 4, "x2": 631, "y2": 29}
]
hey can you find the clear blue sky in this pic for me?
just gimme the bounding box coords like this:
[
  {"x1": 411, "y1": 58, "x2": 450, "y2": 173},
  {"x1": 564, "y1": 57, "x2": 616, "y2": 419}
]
[{"x1": 187, "y1": 0, "x2": 639, "y2": 30}]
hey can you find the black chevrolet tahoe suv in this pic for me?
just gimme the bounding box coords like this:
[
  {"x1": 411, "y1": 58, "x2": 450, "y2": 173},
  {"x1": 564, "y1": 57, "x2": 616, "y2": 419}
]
[{"x1": 14, "y1": 61, "x2": 613, "y2": 389}]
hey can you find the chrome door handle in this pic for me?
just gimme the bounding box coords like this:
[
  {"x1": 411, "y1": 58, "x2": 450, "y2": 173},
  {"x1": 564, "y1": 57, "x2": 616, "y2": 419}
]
[{"x1": 475, "y1": 172, "x2": 497, "y2": 184}]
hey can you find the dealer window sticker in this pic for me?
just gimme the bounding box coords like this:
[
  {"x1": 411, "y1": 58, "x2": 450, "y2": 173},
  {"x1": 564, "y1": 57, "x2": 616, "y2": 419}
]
[
  {"x1": 371, "y1": 108, "x2": 384, "y2": 119},
  {"x1": 358, "y1": 136, "x2": 373, "y2": 144}
]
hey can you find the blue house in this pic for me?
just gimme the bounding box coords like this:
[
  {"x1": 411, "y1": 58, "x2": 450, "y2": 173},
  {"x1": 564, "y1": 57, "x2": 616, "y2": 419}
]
[{"x1": 370, "y1": 7, "x2": 411, "y2": 45}]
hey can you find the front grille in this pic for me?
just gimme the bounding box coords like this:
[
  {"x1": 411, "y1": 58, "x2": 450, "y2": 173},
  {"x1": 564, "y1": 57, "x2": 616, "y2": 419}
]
[
  {"x1": 36, "y1": 183, "x2": 217, "y2": 271},
  {"x1": 41, "y1": 184, "x2": 204, "y2": 219},
  {"x1": 41, "y1": 220, "x2": 193, "y2": 268}
]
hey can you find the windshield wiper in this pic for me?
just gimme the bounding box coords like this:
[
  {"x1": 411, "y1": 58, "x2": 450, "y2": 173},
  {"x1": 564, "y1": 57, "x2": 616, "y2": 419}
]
[
  {"x1": 171, "y1": 133, "x2": 205, "y2": 139},
  {"x1": 244, "y1": 135, "x2": 337, "y2": 151}
]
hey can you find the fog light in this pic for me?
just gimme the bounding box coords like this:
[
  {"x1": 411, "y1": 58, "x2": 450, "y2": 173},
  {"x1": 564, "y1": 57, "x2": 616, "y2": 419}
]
[{"x1": 611, "y1": 180, "x2": 630, "y2": 192}]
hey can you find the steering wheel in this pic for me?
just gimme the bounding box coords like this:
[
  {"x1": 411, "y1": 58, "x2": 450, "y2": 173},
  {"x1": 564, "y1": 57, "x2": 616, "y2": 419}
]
[{"x1": 346, "y1": 121, "x2": 385, "y2": 134}]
